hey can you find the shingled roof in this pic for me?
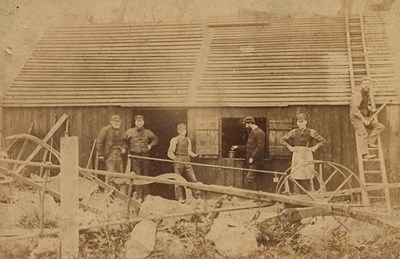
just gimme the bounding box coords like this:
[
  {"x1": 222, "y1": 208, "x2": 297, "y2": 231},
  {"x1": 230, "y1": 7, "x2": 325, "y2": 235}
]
[{"x1": 1, "y1": 15, "x2": 397, "y2": 107}]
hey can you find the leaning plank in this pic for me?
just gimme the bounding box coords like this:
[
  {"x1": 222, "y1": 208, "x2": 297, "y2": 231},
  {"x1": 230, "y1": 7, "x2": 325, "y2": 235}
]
[
  {"x1": 3, "y1": 134, "x2": 141, "y2": 209},
  {"x1": 10, "y1": 114, "x2": 68, "y2": 175},
  {"x1": 79, "y1": 170, "x2": 141, "y2": 209},
  {"x1": 86, "y1": 168, "x2": 400, "y2": 229},
  {"x1": 13, "y1": 122, "x2": 34, "y2": 170}
]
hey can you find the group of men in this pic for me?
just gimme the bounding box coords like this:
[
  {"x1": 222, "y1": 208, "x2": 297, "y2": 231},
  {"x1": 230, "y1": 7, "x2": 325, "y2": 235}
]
[
  {"x1": 96, "y1": 76, "x2": 385, "y2": 198},
  {"x1": 96, "y1": 115, "x2": 198, "y2": 202}
]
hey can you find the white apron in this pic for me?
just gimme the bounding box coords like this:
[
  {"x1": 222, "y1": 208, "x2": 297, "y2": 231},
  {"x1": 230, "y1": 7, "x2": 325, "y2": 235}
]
[{"x1": 290, "y1": 146, "x2": 314, "y2": 180}]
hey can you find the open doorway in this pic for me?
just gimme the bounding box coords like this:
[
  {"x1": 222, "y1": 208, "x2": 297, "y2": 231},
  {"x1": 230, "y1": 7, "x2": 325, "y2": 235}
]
[
  {"x1": 129, "y1": 108, "x2": 187, "y2": 174},
  {"x1": 129, "y1": 108, "x2": 187, "y2": 198}
]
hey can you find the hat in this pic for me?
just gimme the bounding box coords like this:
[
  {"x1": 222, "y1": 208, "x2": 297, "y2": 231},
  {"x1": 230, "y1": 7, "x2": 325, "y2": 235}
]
[
  {"x1": 296, "y1": 113, "x2": 307, "y2": 122},
  {"x1": 110, "y1": 115, "x2": 122, "y2": 122},
  {"x1": 135, "y1": 115, "x2": 144, "y2": 121},
  {"x1": 177, "y1": 123, "x2": 187, "y2": 131},
  {"x1": 360, "y1": 76, "x2": 371, "y2": 82},
  {"x1": 242, "y1": 116, "x2": 255, "y2": 124}
]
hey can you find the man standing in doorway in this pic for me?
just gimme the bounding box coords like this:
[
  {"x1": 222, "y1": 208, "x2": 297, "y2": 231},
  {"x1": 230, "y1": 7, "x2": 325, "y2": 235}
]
[
  {"x1": 167, "y1": 123, "x2": 199, "y2": 203},
  {"x1": 350, "y1": 76, "x2": 385, "y2": 160},
  {"x1": 123, "y1": 115, "x2": 158, "y2": 201},
  {"x1": 231, "y1": 116, "x2": 265, "y2": 191},
  {"x1": 96, "y1": 115, "x2": 126, "y2": 185}
]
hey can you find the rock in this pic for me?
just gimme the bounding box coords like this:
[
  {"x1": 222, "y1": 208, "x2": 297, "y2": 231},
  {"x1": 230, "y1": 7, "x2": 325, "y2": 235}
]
[
  {"x1": 155, "y1": 232, "x2": 185, "y2": 258},
  {"x1": 139, "y1": 195, "x2": 194, "y2": 225},
  {"x1": 29, "y1": 237, "x2": 59, "y2": 257},
  {"x1": 0, "y1": 237, "x2": 37, "y2": 259},
  {"x1": 125, "y1": 219, "x2": 156, "y2": 259},
  {"x1": 206, "y1": 218, "x2": 258, "y2": 257},
  {"x1": 79, "y1": 177, "x2": 98, "y2": 203}
]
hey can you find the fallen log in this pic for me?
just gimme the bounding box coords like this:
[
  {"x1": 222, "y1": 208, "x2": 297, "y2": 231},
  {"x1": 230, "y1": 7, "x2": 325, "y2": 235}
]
[{"x1": 83, "y1": 168, "x2": 400, "y2": 230}]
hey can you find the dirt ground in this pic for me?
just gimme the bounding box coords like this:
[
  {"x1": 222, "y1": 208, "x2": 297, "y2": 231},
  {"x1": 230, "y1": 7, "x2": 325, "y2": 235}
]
[{"x1": 1, "y1": 188, "x2": 400, "y2": 259}]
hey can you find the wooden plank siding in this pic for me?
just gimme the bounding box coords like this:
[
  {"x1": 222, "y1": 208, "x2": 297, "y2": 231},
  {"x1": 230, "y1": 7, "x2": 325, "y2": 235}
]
[
  {"x1": 0, "y1": 105, "x2": 399, "y2": 197},
  {"x1": 1, "y1": 107, "x2": 133, "y2": 167},
  {"x1": 188, "y1": 106, "x2": 399, "y2": 192}
]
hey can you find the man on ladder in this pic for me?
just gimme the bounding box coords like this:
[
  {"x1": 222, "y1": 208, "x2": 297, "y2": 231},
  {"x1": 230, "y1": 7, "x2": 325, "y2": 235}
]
[{"x1": 350, "y1": 76, "x2": 385, "y2": 160}]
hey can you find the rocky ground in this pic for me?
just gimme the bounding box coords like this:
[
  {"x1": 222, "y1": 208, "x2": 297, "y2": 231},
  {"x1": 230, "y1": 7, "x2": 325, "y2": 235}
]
[{"x1": 1, "y1": 188, "x2": 400, "y2": 259}]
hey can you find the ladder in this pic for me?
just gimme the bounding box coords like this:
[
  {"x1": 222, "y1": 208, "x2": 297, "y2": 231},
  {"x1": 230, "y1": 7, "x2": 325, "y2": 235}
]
[{"x1": 345, "y1": 13, "x2": 391, "y2": 212}]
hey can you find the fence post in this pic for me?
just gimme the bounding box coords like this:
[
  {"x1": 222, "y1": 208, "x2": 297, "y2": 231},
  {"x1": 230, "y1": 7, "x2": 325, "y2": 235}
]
[{"x1": 60, "y1": 136, "x2": 79, "y2": 258}]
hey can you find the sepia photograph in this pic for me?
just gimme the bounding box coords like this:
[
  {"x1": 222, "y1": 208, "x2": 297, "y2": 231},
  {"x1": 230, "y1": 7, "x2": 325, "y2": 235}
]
[{"x1": 0, "y1": 0, "x2": 400, "y2": 258}]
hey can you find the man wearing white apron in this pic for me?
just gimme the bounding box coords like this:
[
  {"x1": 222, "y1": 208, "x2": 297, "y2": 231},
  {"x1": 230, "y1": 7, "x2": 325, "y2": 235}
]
[{"x1": 280, "y1": 113, "x2": 325, "y2": 194}]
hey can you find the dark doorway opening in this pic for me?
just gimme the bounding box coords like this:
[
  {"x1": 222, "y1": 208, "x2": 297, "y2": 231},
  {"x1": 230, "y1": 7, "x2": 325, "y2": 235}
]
[
  {"x1": 221, "y1": 117, "x2": 267, "y2": 158},
  {"x1": 130, "y1": 108, "x2": 187, "y2": 199}
]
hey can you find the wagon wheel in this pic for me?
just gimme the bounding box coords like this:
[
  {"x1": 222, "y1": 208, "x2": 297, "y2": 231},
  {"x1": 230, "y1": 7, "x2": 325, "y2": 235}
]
[
  {"x1": 276, "y1": 160, "x2": 369, "y2": 206},
  {"x1": 5, "y1": 134, "x2": 61, "y2": 182}
]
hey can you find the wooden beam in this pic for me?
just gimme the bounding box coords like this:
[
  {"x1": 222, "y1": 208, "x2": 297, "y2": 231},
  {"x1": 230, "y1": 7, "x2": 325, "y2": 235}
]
[{"x1": 60, "y1": 137, "x2": 79, "y2": 259}]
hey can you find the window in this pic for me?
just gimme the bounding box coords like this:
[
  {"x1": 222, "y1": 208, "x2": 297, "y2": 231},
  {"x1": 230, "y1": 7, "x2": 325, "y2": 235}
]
[
  {"x1": 221, "y1": 117, "x2": 267, "y2": 158},
  {"x1": 268, "y1": 119, "x2": 294, "y2": 158},
  {"x1": 195, "y1": 117, "x2": 220, "y2": 158}
]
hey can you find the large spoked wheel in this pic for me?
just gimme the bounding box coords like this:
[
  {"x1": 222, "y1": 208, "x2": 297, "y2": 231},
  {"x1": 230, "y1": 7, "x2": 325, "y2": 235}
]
[
  {"x1": 276, "y1": 160, "x2": 369, "y2": 206},
  {"x1": 5, "y1": 134, "x2": 61, "y2": 182}
]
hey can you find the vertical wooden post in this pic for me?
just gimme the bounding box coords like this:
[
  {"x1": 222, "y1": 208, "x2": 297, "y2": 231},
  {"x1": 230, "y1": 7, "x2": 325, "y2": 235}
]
[{"x1": 60, "y1": 136, "x2": 79, "y2": 259}]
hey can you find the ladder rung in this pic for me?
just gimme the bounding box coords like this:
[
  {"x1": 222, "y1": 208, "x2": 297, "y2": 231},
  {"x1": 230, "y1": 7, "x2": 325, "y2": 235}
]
[
  {"x1": 363, "y1": 159, "x2": 380, "y2": 162},
  {"x1": 365, "y1": 183, "x2": 385, "y2": 186},
  {"x1": 364, "y1": 170, "x2": 382, "y2": 174},
  {"x1": 368, "y1": 147, "x2": 379, "y2": 150},
  {"x1": 369, "y1": 196, "x2": 386, "y2": 199}
]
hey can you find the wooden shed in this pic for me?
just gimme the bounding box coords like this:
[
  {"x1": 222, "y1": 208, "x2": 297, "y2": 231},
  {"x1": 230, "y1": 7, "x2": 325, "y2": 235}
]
[{"x1": 1, "y1": 15, "x2": 399, "y2": 196}]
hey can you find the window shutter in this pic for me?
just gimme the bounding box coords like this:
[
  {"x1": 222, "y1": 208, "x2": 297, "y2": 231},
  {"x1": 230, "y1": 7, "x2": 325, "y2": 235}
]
[
  {"x1": 268, "y1": 119, "x2": 293, "y2": 157},
  {"x1": 195, "y1": 118, "x2": 219, "y2": 157}
]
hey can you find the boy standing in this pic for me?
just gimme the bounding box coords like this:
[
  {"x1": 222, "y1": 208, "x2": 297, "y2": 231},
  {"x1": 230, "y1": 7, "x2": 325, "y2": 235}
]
[{"x1": 167, "y1": 123, "x2": 198, "y2": 202}]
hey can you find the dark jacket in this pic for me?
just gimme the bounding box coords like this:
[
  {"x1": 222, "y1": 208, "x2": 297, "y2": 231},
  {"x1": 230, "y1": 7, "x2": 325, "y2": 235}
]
[
  {"x1": 350, "y1": 89, "x2": 372, "y2": 120},
  {"x1": 280, "y1": 128, "x2": 325, "y2": 147},
  {"x1": 123, "y1": 127, "x2": 158, "y2": 153},
  {"x1": 96, "y1": 125, "x2": 125, "y2": 158},
  {"x1": 246, "y1": 126, "x2": 265, "y2": 161}
]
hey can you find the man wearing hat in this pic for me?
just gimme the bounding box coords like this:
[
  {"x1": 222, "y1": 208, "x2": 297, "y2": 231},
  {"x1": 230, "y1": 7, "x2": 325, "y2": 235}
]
[
  {"x1": 280, "y1": 113, "x2": 325, "y2": 194},
  {"x1": 231, "y1": 116, "x2": 266, "y2": 191},
  {"x1": 96, "y1": 115, "x2": 126, "y2": 183},
  {"x1": 123, "y1": 115, "x2": 158, "y2": 201},
  {"x1": 167, "y1": 123, "x2": 199, "y2": 202},
  {"x1": 350, "y1": 76, "x2": 385, "y2": 160}
]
